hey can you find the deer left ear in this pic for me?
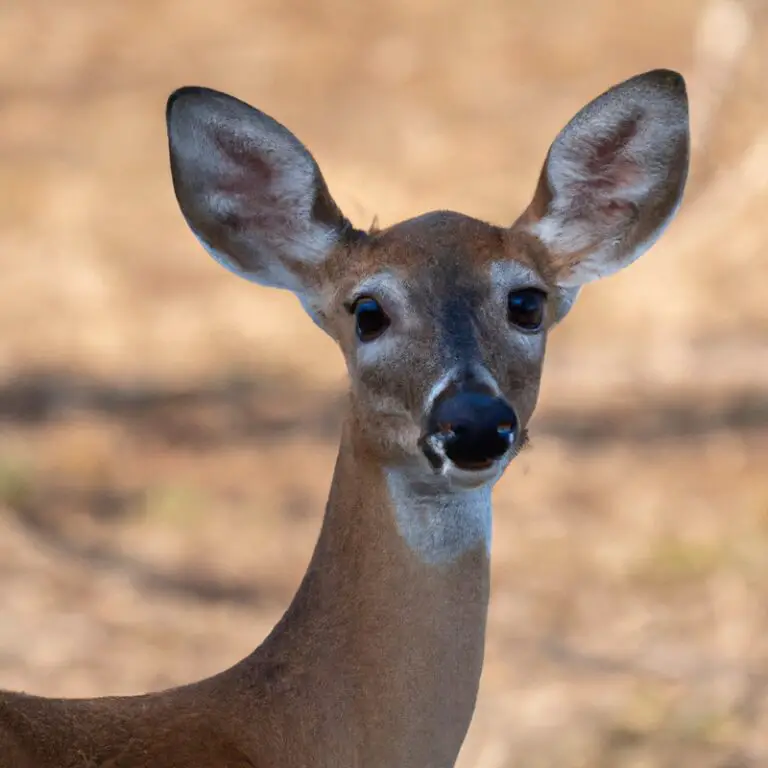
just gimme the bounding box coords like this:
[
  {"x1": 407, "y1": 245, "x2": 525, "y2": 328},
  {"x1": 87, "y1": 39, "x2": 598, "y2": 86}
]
[
  {"x1": 166, "y1": 86, "x2": 354, "y2": 302},
  {"x1": 522, "y1": 69, "x2": 690, "y2": 312}
]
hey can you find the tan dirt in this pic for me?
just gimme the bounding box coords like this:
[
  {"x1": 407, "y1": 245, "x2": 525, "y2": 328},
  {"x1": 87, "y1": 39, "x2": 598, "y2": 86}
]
[{"x1": 1, "y1": 1, "x2": 767, "y2": 765}]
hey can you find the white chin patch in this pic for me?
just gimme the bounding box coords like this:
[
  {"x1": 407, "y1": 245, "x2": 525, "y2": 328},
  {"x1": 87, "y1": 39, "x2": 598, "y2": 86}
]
[
  {"x1": 421, "y1": 434, "x2": 507, "y2": 490},
  {"x1": 385, "y1": 468, "x2": 493, "y2": 564}
]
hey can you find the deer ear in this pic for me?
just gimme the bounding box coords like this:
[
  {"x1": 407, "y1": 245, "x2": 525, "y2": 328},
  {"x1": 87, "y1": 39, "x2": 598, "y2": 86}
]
[
  {"x1": 166, "y1": 87, "x2": 353, "y2": 299},
  {"x1": 523, "y1": 69, "x2": 690, "y2": 305}
]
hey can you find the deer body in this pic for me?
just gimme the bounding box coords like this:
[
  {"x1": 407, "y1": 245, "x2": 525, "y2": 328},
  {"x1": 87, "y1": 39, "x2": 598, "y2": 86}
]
[
  {"x1": 1, "y1": 421, "x2": 489, "y2": 767},
  {"x1": 0, "y1": 70, "x2": 689, "y2": 767}
]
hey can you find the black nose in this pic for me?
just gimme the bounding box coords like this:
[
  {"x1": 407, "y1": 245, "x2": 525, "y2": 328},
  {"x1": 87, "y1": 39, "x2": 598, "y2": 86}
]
[{"x1": 427, "y1": 391, "x2": 517, "y2": 470}]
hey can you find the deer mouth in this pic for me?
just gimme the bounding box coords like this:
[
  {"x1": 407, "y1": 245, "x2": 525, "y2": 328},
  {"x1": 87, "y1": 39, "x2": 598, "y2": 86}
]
[
  {"x1": 419, "y1": 432, "x2": 505, "y2": 483},
  {"x1": 450, "y1": 458, "x2": 496, "y2": 471},
  {"x1": 419, "y1": 424, "x2": 529, "y2": 489},
  {"x1": 443, "y1": 459, "x2": 504, "y2": 490}
]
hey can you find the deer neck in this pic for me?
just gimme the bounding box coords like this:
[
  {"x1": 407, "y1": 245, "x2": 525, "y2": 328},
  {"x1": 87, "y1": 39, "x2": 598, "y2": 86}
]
[{"x1": 239, "y1": 417, "x2": 492, "y2": 767}]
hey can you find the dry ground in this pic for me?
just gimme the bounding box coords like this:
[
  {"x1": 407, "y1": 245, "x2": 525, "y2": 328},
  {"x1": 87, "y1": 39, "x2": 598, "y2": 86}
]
[{"x1": 1, "y1": 1, "x2": 767, "y2": 765}]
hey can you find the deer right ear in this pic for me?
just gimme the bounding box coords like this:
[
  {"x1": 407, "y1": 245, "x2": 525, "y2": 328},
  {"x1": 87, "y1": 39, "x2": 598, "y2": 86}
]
[
  {"x1": 166, "y1": 87, "x2": 353, "y2": 298},
  {"x1": 521, "y1": 69, "x2": 690, "y2": 319}
]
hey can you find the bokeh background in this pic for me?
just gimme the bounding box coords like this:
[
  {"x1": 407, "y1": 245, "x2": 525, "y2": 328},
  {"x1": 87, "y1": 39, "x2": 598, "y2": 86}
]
[{"x1": 1, "y1": 1, "x2": 767, "y2": 765}]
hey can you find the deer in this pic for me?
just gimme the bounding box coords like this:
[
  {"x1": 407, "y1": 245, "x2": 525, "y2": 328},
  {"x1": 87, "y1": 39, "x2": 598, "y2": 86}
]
[{"x1": 0, "y1": 69, "x2": 689, "y2": 767}]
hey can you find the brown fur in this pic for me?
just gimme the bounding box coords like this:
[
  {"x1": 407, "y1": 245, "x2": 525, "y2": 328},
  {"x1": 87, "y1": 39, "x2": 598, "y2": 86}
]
[
  {"x1": 1, "y1": 430, "x2": 488, "y2": 767},
  {"x1": 0, "y1": 69, "x2": 689, "y2": 767}
]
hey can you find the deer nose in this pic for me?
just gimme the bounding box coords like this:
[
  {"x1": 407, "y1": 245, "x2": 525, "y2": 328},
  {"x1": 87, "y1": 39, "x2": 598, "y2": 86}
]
[{"x1": 426, "y1": 391, "x2": 518, "y2": 470}]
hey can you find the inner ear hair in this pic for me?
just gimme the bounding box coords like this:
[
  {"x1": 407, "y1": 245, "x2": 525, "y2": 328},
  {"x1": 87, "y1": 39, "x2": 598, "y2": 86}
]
[
  {"x1": 166, "y1": 86, "x2": 357, "y2": 292},
  {"x1": 523, "y1": 69, "x2": 690, "y2": 289}
]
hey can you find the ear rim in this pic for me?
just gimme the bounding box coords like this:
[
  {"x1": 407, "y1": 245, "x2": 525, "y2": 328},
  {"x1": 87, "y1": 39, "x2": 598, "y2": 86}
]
[
  {"x1": 165, "y1": 85, "x2": 361, "y2": 296},
  {"x1": 521, "y1": 68, "x2": 690, "y2": 292}
]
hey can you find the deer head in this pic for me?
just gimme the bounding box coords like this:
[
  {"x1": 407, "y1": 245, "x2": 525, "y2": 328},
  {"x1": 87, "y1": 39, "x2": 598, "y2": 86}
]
[{"x1": 166, "y1": 69, "x2": 689, "y2": 495}]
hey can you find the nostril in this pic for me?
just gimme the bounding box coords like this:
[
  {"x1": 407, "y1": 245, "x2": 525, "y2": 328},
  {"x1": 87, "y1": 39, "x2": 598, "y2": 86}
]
[{"x1": 437, "y1": 422, "x2": 455, "y2": 438}]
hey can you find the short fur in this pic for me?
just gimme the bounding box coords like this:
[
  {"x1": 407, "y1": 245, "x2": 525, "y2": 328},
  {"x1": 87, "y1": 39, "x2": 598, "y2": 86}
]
[{"x1": 0, "y1": 69, "x2": 689, "y2": 767}]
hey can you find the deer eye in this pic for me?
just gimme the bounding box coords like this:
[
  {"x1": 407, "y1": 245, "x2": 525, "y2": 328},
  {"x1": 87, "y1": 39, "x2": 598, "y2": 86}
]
[
  {"x1": 507, "y1": 288, "x2": 546, "y2": 331},
  {"x1": 350, "y1": 297, "x2": 390, "y2": 342}
]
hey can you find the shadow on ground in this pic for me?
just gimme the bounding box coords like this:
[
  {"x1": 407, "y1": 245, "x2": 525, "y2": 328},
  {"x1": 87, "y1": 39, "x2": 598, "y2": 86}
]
[
  {"x1": 1, "y1": 370, "x2": 766, "y2": 446},
  {"x1": 1, "y1": 368, "x2": 766, "y2": 611}
]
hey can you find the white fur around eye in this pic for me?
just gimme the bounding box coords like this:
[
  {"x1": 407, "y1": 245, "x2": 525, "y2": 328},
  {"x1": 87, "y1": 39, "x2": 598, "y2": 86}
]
[
  {"x1": 489, "y1": 260, "x2": 543, "y2": 293},
  {"x1": 350, "y1": 271, "x2": 411, "y2": 308},
  {"x1": 347, "y1": 271, "x2": 415, "y2": 367},
  {"x1": 353, "y1": 331, "x2": 400, "y2": 367},
  {"x1": 489, "y1": 261, "x2": 549, "y2": 353}
]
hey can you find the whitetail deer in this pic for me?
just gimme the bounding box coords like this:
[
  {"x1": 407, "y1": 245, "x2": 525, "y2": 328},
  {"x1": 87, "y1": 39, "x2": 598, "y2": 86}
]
[{"x1": 0, "y1": 69, "x2": 689, "y2": 767}]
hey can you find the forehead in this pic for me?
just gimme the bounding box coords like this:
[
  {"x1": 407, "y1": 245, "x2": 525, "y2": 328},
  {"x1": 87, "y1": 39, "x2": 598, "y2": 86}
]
[
  {"x1": 375, "y1": 210, "x2": 506, "y2": 261},
  {"x1": 328, "y1": 211, "x2": 546, "y2": 294}
]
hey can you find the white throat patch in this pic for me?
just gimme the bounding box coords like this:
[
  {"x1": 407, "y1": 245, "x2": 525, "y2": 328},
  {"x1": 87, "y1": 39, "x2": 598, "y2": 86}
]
[{"x1": 385, "y1": 469, "x2": 493, "y2": 565}]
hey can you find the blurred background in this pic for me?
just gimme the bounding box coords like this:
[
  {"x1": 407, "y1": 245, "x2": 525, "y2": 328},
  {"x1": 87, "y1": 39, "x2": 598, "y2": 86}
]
[{"x1": 1, "y1": 0, "x2": 767, "y2": 765}]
